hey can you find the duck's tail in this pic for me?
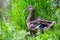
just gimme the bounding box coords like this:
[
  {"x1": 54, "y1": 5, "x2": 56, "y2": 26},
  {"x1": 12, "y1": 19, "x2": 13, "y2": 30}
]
[
  {"x1": 49, "y1": 21, "x2": 55, "y2": 27},
  {"x1": 44, "y1": 21, "x2": 55, "y2": 30}
]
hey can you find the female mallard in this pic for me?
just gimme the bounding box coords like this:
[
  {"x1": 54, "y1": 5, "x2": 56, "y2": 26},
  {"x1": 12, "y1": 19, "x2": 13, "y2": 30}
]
[{"x1": 24, "y1": 5, "x2": 55, "y2": 35}]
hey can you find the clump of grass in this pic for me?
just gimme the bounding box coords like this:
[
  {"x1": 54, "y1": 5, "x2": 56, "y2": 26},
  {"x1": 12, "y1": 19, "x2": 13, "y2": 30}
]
[{"x1": 1, "y1": 0, "x2": 60, "y2": 40}]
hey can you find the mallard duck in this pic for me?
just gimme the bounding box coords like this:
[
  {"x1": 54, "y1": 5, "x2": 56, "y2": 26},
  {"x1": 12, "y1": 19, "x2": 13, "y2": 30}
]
[{"x1": 24, "y1": 5, "x2": 55, "y2": 35}]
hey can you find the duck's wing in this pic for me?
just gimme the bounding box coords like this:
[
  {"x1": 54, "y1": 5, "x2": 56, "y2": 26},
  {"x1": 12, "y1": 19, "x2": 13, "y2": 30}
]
[
  {"x1": 35, "y1": 18, "x2": 55, "y2": 25},
  {"x1": 34, "y1": 21, "x2": 55, "y2": 31},
  {"x1": 41, "y1": 21, "x2": 55, "y2": 30},
  {"x1": 35, "y1": 18, "x2": 50, "y2": 25},
  {"x1": 34, "y1": 18, "x2": 55, "y2": 29}
]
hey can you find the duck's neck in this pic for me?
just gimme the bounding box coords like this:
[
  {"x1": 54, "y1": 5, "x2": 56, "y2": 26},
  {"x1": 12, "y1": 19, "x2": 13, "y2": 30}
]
[{"x1": 27, "y1": 10, "x2": 35, "y2": 22}]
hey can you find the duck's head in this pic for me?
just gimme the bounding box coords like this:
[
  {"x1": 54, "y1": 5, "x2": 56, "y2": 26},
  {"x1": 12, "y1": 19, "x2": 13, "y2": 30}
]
[{"x1": 24, "y1": 5, "x2": 34, "y2": 12}]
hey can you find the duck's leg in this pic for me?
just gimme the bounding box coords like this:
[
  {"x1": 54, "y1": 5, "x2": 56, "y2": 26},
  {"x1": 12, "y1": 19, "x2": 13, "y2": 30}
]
[
  {"x1": 30, "y1": 30, "x2": 37, "y2": 36},
  {"x1": 30, "y1": 30, "x2": 33, "y2": 35}
]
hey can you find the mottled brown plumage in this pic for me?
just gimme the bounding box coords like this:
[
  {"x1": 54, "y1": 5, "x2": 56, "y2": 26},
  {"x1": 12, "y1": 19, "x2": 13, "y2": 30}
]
[{"x1": 24, "y1": 5, "x2": 55, "y2": 35}]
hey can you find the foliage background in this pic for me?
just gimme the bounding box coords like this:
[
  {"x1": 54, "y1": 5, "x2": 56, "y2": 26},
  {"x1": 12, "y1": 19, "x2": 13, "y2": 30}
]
[{"x1": 1, "y1": 0, "x2": 60, "y2": 40}]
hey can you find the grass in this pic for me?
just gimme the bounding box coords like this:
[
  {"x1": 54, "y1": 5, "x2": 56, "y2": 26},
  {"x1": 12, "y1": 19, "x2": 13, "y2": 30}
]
[{"x1": 1, "y1": 0, "x2": 60, "y2": 40}]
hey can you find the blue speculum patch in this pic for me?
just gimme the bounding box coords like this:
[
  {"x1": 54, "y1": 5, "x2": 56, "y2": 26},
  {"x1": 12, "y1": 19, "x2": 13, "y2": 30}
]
[{"x1": 39, "y1": 24, "x2": 46, "y2": 28}]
